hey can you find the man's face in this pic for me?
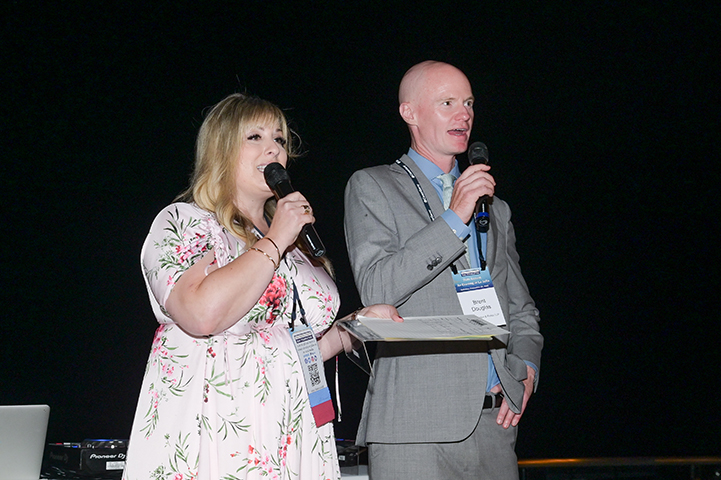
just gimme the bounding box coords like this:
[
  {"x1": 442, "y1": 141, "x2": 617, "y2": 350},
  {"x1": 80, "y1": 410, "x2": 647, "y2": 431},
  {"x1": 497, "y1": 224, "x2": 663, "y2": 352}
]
[{"x1": 412, "y1": 66, "x2": 474, "y2": 161}]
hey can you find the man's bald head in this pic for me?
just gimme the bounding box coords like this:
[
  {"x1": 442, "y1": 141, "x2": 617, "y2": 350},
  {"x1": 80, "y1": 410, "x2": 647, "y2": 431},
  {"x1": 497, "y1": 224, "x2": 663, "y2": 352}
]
[
  {"x1": 398, "y1": 61, "x2": 467, "y2": 105},
  {"x1": 397, "y1": 61, "x2": 474, "y2": 168}
]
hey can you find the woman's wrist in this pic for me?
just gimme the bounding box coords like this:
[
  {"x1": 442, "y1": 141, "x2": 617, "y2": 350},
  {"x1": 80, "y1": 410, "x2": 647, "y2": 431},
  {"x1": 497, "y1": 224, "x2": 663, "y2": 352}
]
[
  {"x1": 338, "y1": 307, "x2": 364, "y2": 323},
  {"x1": 258, "y1": 236, "x2": 282, "y2": 264},
  {"x1": 263, "y1": 229, "x2": 294, "y2": 258},
  {"x1": 263, "y1": 236, "x2": 281, "y2": 263},
  {"x1": 248, "y1": 246, "x2": 278, "y2": 269}
]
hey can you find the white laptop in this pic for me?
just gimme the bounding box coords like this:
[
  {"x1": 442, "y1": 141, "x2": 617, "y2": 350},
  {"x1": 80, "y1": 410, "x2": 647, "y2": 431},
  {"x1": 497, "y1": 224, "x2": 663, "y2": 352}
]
[{"x1": 0, "y1": 405, "x2": 50, "y2": 480}]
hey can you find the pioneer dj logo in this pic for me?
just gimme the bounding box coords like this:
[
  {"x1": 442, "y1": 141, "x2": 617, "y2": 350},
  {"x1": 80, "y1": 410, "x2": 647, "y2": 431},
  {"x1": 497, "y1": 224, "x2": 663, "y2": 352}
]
[{"x1": 89, "y1": 452, "x2": 126, "y2": 460}]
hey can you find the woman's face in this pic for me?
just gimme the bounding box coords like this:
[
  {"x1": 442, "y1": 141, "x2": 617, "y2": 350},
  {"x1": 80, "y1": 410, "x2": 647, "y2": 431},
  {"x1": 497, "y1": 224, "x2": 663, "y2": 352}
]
[{"x1": 234, "y1": 120, "x2": 288, "y2": 203}]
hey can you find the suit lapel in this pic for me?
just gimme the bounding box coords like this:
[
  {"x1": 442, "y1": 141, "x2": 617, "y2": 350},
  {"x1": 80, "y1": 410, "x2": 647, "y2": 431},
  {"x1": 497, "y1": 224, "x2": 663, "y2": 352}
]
[
  {"x1": 395, "y1": 155, "x2": 471, "y2": 270},
  {"x1": 393, "y1": 155, "x2": 447, "y2": 219},
  {"x1": 486, "y1": 202, "x2": 497, "y2": 272}
]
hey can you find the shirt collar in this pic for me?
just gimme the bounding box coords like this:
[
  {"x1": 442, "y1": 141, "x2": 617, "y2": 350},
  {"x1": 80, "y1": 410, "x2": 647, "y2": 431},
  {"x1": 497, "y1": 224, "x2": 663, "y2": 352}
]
[{"x1": 407, "y1": 148, "x2": 461, "y2": 182}]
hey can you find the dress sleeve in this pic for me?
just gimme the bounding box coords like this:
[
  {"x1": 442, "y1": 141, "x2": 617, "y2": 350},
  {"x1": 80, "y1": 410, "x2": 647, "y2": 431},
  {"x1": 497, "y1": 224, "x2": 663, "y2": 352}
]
[{"x1": 141, "y1": 203, "x2": 217, "y2": 315}]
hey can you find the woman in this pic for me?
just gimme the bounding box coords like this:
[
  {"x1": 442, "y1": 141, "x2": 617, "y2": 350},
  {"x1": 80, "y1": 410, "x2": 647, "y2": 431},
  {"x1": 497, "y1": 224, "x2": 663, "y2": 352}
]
[{"x1": 123, "y1": 93, "x2": 398, "y2": 479}]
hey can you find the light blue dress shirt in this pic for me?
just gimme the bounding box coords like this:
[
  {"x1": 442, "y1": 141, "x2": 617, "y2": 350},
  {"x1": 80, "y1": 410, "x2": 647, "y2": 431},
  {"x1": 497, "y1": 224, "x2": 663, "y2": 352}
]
[
  {"x1": 407, "y1": 149, "x2": 501, "y2": 392},
  {"x1": 407, "y1": 149, "x2": 539, "y2": 393}
]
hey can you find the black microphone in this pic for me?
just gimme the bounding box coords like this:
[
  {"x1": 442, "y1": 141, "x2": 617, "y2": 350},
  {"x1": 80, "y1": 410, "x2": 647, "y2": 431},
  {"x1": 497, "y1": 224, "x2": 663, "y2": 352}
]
[
  {"x1": 263, "y1": 162, "x2": 326, "y2": 257},
  {"x1": 468, "y1": 141, "x2": 490, "y2": 233}
]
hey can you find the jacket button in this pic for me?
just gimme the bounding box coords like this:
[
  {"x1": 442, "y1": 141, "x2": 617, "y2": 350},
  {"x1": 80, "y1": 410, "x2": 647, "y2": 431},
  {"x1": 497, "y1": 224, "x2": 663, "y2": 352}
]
[{"x1": 427, "y1": 264, "x2": 434, "y2": 270}]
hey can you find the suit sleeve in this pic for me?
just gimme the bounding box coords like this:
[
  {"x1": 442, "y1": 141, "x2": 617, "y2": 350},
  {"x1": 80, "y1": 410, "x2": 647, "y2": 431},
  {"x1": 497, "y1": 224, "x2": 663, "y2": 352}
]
[
  {"x1": 344, "y1": 168, "x2": 466, "y2": 308},
  {"x1": 493, "y1": 200, "x2": 543, "y2": 387}
]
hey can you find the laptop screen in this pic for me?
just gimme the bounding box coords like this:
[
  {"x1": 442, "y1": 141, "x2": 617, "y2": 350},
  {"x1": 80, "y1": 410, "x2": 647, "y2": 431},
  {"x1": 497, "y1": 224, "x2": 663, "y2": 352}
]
[{"x1": 0, "y1": 405, "x2": 50, "y2": 480}]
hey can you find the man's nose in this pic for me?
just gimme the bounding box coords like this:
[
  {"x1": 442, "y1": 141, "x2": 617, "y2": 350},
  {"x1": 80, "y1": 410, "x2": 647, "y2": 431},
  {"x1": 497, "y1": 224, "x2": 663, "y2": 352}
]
[{"x1": 456, "y1": 105, "x2": 472, "y2": 120}]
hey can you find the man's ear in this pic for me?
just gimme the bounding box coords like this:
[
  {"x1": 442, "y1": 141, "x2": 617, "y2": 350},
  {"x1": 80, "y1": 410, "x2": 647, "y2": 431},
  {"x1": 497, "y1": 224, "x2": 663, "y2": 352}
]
[{"x1": 399, "y1": 102, "x2": 416, "y2": 125}]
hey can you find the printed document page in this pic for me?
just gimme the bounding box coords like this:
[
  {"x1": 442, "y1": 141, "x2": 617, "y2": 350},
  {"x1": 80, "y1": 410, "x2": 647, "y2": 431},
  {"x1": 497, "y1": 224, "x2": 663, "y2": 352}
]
[{"x1": 339, "y1": 315, "x2": 509, "y2": 342}]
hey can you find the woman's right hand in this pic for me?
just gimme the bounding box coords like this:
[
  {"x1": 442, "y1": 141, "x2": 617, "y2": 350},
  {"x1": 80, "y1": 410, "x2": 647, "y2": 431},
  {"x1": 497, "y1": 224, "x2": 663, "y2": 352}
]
[
  {"x1": 357, "y1": 304, "x2": 404, "y2": 322},
  {"x1": 317, "y1": 304, "x2": 403, "y2": 360},
  {"x1": 165, "y1": 194, "x2": 313, "y2": 337},
  {"x1": 266, "y1": 192, "x2": 315, "y2": 252}
]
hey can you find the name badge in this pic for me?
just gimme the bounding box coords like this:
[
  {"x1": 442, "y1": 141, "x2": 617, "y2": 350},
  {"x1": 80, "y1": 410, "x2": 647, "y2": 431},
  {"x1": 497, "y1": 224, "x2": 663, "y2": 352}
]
[
  {"x1": 452, "y1": 268, "x2": 507, "y2": 326},
  {"x1": 290, "y1": 325, "x2": 334, "y2": 427}
]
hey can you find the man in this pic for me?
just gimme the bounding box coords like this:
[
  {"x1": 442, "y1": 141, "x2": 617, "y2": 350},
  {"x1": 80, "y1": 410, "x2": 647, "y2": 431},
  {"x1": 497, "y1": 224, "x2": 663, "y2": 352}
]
[{"x1": 343, "y1": 61, "x2": 543, "y2": 479}]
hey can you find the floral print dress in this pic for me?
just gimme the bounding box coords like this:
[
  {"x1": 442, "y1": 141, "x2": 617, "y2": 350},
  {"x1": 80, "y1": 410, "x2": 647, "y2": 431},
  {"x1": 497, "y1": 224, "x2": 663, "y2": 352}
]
[{"x1": 122, "y1": 203, "x2": 341, "y2": 480}]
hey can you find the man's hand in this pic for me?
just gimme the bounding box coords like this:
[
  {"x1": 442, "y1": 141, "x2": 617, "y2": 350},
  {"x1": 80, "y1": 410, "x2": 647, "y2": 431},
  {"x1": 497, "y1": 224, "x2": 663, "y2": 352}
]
[
  {"x1": 493, "y1": 365, "x2": 536, "y2": 429},
  {"x1": 448, "y1": 163, "x2": 495, "y2": 224}
]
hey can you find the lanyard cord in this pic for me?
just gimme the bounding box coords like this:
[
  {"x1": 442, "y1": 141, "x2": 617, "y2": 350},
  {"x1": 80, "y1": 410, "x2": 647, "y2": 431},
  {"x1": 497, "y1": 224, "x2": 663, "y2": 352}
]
[
  {"x1": 289, "y1": 280, "x2": 308, "y2": 331},
  {"x1": 251, "y1": 225, "x2": 310, "y2": 328},
  {"x1": 395, "y1": 158, "x2": 488, "y2": 271},
  {"x1": 395, "y1": 159, "x2": 436, "y2": 221}
]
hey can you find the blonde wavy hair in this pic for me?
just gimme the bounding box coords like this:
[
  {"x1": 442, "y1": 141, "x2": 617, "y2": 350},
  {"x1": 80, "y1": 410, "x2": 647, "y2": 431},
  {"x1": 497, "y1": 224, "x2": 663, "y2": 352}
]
[{"x1": 178, "y1": 93, "x2": 333, "y2": 275}]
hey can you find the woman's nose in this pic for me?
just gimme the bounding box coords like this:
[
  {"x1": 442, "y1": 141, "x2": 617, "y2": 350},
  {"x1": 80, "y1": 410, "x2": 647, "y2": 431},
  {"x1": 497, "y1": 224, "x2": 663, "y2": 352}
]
[{"x1": 266, "y1": 139, "x2": 280, "y2": 155}]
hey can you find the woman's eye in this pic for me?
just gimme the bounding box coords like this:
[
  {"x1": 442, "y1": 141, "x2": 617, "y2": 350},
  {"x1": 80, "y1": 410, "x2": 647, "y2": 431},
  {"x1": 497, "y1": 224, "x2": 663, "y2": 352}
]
[
  {"x1": 275, "y1": 137, "x2": 287, "y2": 146},
  {"x1": 247, "y1": 134, "x2": 261, "y2": 141}
]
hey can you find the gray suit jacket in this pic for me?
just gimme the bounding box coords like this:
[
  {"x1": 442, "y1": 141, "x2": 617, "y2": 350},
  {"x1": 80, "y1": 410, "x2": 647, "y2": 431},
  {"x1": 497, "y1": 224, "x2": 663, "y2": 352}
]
[{"x1": 344, "y1": 154, "x2": 543, "y2": 444}]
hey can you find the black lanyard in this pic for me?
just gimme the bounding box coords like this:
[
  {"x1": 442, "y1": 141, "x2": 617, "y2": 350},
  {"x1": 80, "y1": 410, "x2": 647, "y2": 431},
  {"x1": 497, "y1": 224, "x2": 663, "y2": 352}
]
[
  {"x1": 289, "y1": 280, "x2": 308, "y2": 331},
  {"x1": 251, "y1": 222, "x2": 307, "y2": 329},
  {"x1": 395, "y1": 158, "x2": 489, "y2": 271},
  {"x1": 396, "y1": 158, "x2": 467, "y2": 273},
  {"x1": 395, "y1": 158, "x2": 437, "y2": 221}
]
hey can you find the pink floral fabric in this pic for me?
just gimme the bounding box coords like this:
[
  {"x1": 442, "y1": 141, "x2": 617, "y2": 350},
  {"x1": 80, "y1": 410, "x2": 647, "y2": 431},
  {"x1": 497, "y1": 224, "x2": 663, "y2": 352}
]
[{"x1": 123, "y1": 203, "x2": 341, "y2": 480}]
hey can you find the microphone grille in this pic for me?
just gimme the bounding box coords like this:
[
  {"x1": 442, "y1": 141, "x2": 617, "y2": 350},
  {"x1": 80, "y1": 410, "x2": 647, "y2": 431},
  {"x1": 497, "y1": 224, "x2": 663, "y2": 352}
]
[
  {"x1": 263, "y1": 162, "x2": 290, "y2": 188},
  {"x1": 468, "y1": 142, "x2": 489, "y2": 165}
]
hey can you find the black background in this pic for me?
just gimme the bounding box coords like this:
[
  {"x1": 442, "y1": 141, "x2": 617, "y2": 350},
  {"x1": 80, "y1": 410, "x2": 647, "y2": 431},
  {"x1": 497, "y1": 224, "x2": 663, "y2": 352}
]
[{"x1": 3, "y1": 1, "x2": 719, "y2": 460}]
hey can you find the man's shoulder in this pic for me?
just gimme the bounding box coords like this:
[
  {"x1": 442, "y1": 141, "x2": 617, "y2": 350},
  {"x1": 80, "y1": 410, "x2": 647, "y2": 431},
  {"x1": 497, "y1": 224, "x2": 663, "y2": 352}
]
[
  {"x1": 347, "y1": 159, "x2": 404, "y2": 185},
  {"x1": 352, "y1": 161, "x2": 399, "y2": 176}
]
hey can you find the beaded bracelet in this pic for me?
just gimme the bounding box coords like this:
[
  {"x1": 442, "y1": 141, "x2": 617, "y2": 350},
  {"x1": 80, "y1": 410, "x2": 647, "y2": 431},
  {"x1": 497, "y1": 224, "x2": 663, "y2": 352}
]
[{"x1": 249, "y1": 247, "x2": 278, "y2": 270}]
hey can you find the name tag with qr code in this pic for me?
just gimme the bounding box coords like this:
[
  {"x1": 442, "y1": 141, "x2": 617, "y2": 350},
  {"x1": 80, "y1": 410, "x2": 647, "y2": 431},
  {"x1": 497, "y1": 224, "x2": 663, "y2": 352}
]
[{"x1": 290, "y1": 325, "x2": 334, "y2": 426}]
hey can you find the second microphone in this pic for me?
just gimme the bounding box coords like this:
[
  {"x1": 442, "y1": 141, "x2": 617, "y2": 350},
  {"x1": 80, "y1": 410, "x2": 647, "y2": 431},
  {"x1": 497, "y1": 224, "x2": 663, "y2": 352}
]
[
  {"x1": 468, "y1": 141, "x2": 490, "y2": 233},
  {"x1": 263, "y1": 162, "x2": 326, "y2": 257}
]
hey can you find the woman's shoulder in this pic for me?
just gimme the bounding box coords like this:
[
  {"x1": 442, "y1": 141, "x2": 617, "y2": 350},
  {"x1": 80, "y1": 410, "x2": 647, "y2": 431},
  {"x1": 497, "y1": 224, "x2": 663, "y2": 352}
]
[
  {"x1": 145, "y1": 202, "x2": 221, "y2": 242},
  {"x1": 147, "y1": 202, "x2": 246, "y2": 267},
  {"x1": 154, "y1": 201, "x2": 213, "y2": 219},
  {"x1": 149, "y1": 202, "x2": 215, "y2": 228}
]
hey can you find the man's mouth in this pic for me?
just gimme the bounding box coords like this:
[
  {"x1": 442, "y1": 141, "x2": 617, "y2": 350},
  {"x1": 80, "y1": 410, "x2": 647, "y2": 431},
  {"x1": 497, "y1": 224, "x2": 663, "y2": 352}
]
[{"x1": 449, "y1": 128, "x2": 468, "y2": 136}]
